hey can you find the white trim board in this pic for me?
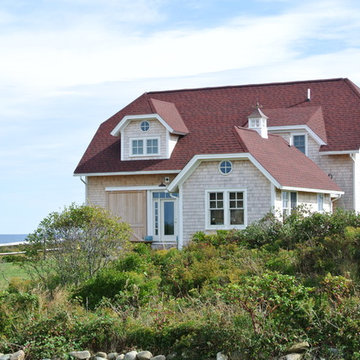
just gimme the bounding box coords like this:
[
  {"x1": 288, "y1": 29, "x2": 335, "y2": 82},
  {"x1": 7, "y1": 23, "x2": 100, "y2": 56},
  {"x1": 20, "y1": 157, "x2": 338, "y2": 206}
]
[
  {"x1": 105, "y1": 185, "x2": 167, "y2": 191},
  {"x1": 268, "y1": 125, "x2": 326, "y2": 146},
  {"x1": 74, "y1": 170, "x2": 181, "y2": 177},
  {"x1": 320, "y1": 150, "x2": 359, "y2": 155},
  {"x1": 111, "y1": 113, "x2": 187, "y2": 137}
]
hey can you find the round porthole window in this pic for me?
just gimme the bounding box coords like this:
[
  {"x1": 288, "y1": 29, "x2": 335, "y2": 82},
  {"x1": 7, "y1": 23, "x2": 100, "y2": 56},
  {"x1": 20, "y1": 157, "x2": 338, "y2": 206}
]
[
  {"x1": 140, "y1": 121, "x2": 150, "y2": 132},
  {"x1": 219, "y1": 160, "x2": 232, "y2": 175}
]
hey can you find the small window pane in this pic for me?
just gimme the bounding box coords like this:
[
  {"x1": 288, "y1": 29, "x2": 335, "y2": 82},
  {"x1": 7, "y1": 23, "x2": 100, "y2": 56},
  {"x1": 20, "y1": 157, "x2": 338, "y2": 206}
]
[
  {"x1": 210, "y1": 209, "x2": 224, "y2": 225},
  {"x1": 219, "y1": 161, "x2": 232, "y2": 175},
  {"x1": 293, "y1": 135, "x2": 306, "y2": 154},
  {"x1": 290, "y1": 192, "x2": 297, "y2": 210},
  {"x1": 230, "y1": 209, "x2": 244, "y2": 225},
  {"x1": 318, "y1": 194, "x2": 324, "y2": 211},
  {"x1": 140, "y1": 121, "x2": 150, "y2": 131}
]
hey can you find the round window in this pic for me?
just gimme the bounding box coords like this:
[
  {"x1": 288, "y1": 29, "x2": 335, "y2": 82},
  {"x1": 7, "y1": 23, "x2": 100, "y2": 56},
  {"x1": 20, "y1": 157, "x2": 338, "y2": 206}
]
[
  {"x1": 219, "y1": 160, "x2": 232, "y2": 175},
  {"x1": 140, "y1": 121, "x2": 150, "y2": 132}
]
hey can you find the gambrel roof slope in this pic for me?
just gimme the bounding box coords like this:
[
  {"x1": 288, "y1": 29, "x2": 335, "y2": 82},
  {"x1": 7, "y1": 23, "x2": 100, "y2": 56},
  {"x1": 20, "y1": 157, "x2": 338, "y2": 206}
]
[{"x1": 75, "y1": 78, "x2": 360, "y2": 175}]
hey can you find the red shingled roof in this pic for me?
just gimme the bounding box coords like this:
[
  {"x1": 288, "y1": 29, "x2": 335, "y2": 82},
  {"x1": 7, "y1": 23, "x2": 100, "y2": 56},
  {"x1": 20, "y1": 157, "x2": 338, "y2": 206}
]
[
  {"x1": 235, "y1": 127, "x2": 341, "y2": 192},
  {"x1": 74, "y1": 78, "x2": 360, "y2": 176}
]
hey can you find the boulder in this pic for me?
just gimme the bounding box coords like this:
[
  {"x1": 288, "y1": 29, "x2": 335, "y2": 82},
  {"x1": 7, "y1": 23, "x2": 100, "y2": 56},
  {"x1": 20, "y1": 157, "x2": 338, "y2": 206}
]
[
  {"x1": 116, "y1": 356, "x2": 125, "y2": 360},
  {"x1": 0, "y1": 355, "x2": 11, "y2": 360},
  {"x1": 279, "y1": 355, "x2": 302, "y2": 360},
  {"x1": 108, "y1": 353, "x2": 118, "y2": 360},
  {"x1": 10, "y1": 353, "x2": 25, "y2": 360},
  {"x1": 69, "y1": 351, "x2": 92, "y2": 360},
  {"x1": 286, "y1": 342, "x2": 309, "y2": 354},
  {"x1": 229, "y1": 351, "x2": 243, "y2": 360},
  {"x1": 150, "y1": 356, "x2": 166, "y2": 360},
  {"x1": 137, "y1": 351, "x2": 153, "y2": 360},
  {"x1": 124, "y1": 352, "x2": 138, "y2": 360},
  {"x1": 217, "y1": 353, "x2": 228, "y2": 360},
  {"x1": 95, "y1": 353, "x2": 107, "y2": 359}
]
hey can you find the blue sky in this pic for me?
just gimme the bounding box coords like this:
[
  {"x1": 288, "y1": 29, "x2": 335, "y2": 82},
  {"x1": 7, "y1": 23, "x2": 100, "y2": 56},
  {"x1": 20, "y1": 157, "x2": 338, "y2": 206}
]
[{"x1": 1, "y1": 0, "x2": 360, "y2": 234}]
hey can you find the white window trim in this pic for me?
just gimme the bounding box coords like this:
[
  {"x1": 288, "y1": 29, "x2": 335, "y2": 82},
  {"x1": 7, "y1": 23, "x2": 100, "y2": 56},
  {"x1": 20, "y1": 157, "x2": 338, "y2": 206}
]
[
  {"x1": 205, "y1": 189, "x2": 247, "y2": 230},
  {"x1": 129, "y1": 137, "x2": 160, "y2": 157},
  {"x1": 290, "y1": 132, "x2": 308, "y2": 156}
]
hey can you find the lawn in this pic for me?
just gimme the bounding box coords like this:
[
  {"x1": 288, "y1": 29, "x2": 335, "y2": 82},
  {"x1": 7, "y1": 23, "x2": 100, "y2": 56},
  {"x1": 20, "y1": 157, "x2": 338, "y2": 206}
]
[{"x1": 0, "y1": 260, "x2": 31, "y2": 290}]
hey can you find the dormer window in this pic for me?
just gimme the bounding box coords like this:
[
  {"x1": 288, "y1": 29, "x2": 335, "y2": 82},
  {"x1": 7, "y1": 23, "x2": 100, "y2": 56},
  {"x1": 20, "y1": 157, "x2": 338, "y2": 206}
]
[
  {"x1": 292, "y1": 134, "x2": 306, "y2": 154},
  {"x1": 131, "y1": 137, "x2": 160, "y2": 156}
]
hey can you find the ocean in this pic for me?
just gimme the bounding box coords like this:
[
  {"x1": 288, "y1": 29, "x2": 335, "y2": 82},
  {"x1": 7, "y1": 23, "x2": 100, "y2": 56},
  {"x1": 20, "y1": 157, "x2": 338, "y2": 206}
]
[{"x1": 0, "y1": 234, "x2": 28, "y2": 246}]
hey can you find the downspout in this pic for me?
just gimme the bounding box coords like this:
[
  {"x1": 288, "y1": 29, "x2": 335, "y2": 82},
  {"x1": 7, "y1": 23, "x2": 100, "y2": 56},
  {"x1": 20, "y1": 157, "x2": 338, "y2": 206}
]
[
  {"x1": 331, "y1": 193, "x2": 342, "y2": 212},
  {"x1": 350, "y1": 153, "x2": 356, "y2": 211},
  {"x1": 80, "y1": 176, "x2": 88, "y2": 205}
]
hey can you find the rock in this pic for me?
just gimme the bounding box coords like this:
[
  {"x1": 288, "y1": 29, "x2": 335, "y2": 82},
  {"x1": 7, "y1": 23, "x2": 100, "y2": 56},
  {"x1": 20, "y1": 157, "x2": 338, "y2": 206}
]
[
  {"x1": 286, "y1": 342, "x2": 309, "y2": 354},
  {"x1": 124, "y1": 352, "x2": 138, "y2": 360},
  {"x1": 10, "y1": 353, "x2": 25, "y2": 360},
  {"x1": 116, "y1": 356, "x2": 125, "y2": 360},
  {"x1": 108, "y1": 353, "x2": 118, "y2": 360},
  {"x1": 95, "y1": 353, "x2": 107, "y2": 359},
  {"x1": 279, "y1": 355, "x2": 302, "y2": 360},
  {"x1": 165, "y1": 354, "x2": 177, "y2": 360},
  {"x1": 150, "y1": 356, "x2": 166, "y2": 360},
  {"x1": 137, "y1": 351, "x2": 153, "y2": 360},
  {"x1": 0, "y1": 355, "x2": 11, "y2": 360},
  {"x1": 91, "y1": 357, "x2": 105, "y2": 360},
  {"x1": 69, "y1": 351, "x2": 92, "y2": 360},
  {"x1": 217, "y1": 353, "x2": 228, "y2": 360},
  {"x1": 229, "y1": 351, "x2": 243, "y2": 360}
]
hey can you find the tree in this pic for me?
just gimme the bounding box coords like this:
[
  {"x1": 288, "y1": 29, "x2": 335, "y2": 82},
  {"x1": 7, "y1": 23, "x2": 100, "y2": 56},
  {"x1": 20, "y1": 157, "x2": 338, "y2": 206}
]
[{"x1": 24, "y1": 204, "x2": 131, "y2": 288}]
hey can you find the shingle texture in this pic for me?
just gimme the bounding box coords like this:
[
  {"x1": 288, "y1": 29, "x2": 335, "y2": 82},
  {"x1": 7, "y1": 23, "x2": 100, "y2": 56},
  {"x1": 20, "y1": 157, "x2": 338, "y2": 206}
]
[{"x1": 74, "y1": 78, "x2": 360, "y2": 175}]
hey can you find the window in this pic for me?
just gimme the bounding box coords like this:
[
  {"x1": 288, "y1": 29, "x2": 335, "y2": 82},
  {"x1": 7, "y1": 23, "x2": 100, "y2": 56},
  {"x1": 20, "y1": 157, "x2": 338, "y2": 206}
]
[
  {"x1": 146, "y1": 138, "x2": 158, "y2": 154},
  {"x1": 292, "y1": 134, "x2": 306, "y2": 154},
  {"x1": 317, "y1": 193, "x2": 324, "y2": 211},
  {"x1": 140, "y1": 121, "x2": 150, "y2": 131},
  {"x1": 219, "y1": 160, "x2": 232, "y2": 175},
  {"x1": 132, "y1": 139, "x2": 143, "y2": 155},
  {"x1": 131, "y1": 137, "x2": 159, "y2": 156},
  {"x1": 207, "y1": 190, "x2": 246, "y2": 229},
  {"x1": 282, "y1": 191, "x2": 297, "y2": 217}
]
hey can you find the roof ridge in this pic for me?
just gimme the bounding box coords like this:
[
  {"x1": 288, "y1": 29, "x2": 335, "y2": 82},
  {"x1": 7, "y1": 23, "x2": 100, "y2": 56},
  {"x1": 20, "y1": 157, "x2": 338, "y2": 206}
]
[
  {"x1": 147, "y1": 78, "x2": 346, "y2": 95},
  {"x1": 145, "y1": 93, "x2": 156, "y2": 113}
]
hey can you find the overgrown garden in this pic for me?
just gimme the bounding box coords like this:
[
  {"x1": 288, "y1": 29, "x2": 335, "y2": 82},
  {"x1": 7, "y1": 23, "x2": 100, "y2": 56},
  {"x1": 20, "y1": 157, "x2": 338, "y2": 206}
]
[{"x1": 2, "y1": 206, "x2": 360, "y2": 359}]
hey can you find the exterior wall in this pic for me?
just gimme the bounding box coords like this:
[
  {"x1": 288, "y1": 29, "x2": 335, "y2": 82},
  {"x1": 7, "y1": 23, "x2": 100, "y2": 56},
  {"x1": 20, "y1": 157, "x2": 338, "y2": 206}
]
[
  {"x1": 181, "y1": 160, "x2": 272, "y2": 246},
  {"x1": 122, "y1": 119, "x2": 168, "y2": 160},
  {"x1": 274, "y1": 189, "x2": 332, "y2": 214},
  {"x1": 87, "y1": 174, "x2": 177, "y2": 207},
  {"x1": 354, "y1": 154, "x2": 360, "y2": 211}
]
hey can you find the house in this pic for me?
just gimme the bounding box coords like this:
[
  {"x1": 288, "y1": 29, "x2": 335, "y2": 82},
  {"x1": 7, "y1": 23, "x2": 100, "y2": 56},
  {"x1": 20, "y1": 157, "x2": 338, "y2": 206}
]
[{"x1": 74, "y1": 78, "x2": 360, "y2": 248}]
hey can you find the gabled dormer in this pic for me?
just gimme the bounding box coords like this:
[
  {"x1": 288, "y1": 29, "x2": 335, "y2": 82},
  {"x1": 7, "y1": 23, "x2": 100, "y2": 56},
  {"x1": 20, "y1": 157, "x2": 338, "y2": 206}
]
[{"x1": 111, "y1": 98, "x2": 188, "y2": 161}]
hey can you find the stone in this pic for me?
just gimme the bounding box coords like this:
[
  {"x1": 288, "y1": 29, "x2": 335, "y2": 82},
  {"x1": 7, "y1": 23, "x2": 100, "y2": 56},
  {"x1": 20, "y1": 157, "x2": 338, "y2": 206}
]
[
  {"x1": 165, "y1": 354, "x2": 177, "y2": 360},
  {"x1": 10, "y1": 352, "x2": 25, "y2": 360},
  {"x1": 69, "y1": 351, "x2": 92, "y2": 360},
  {"x1": 0, "y1": 355, "x2": 11, "y2": 360},
  {"x1": 150, "y1": 356, "x2": 166, "y2": 360},
  {"x1": 91, "y1": 357, "x2": 105, "y2": 360},
  {"x1": 95, "y1": 353, "x2": 107, "y2": 359},
  {"x1": 229, "y1": 351, "x2": 243, "y2": 360},
  {"x1": 286, "y1": 342, "x2": 309, "y2": 354},
  {"x1": 108, "y1": 353, "x2": 118, "y2": 360},
  {"x1": 217, "y1": 353, "x2": 229, "y2": 360},
  {"x1": 137, "y1": 352, "x2": 153, "y2": 360},
  {"x1": 124, "y1": 352, "x2": 138, "y2": 360},
  {"x1": 279, "y1": 355, "x2": 302, "y2": 360},
  {"x1": 116, "y1": 356, "x2": 125, "y2": 360}
]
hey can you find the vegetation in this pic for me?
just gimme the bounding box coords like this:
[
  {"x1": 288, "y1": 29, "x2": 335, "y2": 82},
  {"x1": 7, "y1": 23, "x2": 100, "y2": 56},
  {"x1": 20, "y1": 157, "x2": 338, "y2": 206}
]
[{"x1": 2, "y1": 209, "x2": 360, "y2": 359}]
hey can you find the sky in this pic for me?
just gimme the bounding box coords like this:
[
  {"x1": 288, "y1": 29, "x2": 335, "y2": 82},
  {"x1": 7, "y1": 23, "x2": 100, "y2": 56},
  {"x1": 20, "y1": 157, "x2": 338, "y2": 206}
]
[{"x1": 1, "y1": 0, "x2": 360, "y2": 234}]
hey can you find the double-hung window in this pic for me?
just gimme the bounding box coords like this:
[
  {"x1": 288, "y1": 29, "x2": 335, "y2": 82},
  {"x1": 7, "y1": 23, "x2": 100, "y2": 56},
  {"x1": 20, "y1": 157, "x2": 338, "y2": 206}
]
[
  {"x1": 131, "y1": 138, "x2": 159, "y2": 156},
  {"x1": 282, "y1": 191, "x2": 297, "y2": 217},
  {"x1": 317, "y1": 193, "x2": 324, "y2": 212},
  {"x1": 292, "y1": 134, "x2": 306, "y2": 155},
  {"x1": 207, "y1": 190, "x2": 246, "y2": 229}
]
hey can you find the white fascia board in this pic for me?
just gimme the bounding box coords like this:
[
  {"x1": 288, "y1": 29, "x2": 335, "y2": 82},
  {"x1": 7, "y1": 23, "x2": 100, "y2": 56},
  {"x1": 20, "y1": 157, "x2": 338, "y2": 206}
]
[
  {"x1": 167, "y1": 153, "x2": 281, "y2": 192},
  {"x1": 280, "y1": 185, "x2": 344, "y2": 195},
  {"x1": 106, "y1": 185, "x2": 166, "y2": 191},
  {"x1": 74, "y1": 170, "x2": 181, "y2": 177},
  {"x1": 268, "y1": 125, "x2": 326, "y2": 146},
  {"x1": 320, "y1": 149, "x2": 360, "y2": 155},
  {"x1": 111, "y1": 114, "x2": 175, "y2": 136}
]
